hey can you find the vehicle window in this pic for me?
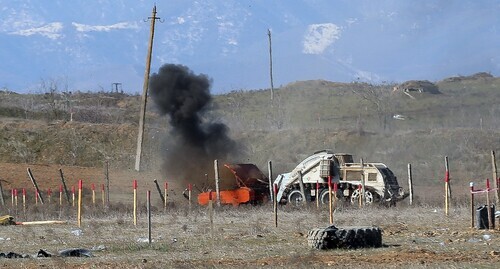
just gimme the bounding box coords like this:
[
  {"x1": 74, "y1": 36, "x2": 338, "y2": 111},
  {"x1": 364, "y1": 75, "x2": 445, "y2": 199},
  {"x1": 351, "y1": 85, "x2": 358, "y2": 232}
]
[
  {"x1": 368, "y1": 173, "x2": 377, "y2": 181},
  {"x1": 345, "y1": 170, "x2": 361, "y2": 181}
]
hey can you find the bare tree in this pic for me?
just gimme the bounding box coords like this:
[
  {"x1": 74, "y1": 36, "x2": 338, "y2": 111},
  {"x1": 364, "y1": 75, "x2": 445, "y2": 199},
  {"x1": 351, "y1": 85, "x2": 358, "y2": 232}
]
[
  {"x1": 351, "y1": 82, "x2": 394, "y2": 131},
  {"x1": 39, "y1": 77, "x2": 69, "y2": 120}
]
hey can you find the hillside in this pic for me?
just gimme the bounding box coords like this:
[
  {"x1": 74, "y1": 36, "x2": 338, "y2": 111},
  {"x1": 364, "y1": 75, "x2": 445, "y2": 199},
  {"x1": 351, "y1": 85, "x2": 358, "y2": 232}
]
[{"x1": 0, "y1": 73, "x2": 499, "y2": 202}]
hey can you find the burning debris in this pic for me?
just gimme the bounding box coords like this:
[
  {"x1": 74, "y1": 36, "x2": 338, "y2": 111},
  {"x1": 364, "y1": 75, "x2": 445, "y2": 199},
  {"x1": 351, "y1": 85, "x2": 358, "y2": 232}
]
[{"x1": 149, "y1": 64, "x2": 239, "y2": 185}]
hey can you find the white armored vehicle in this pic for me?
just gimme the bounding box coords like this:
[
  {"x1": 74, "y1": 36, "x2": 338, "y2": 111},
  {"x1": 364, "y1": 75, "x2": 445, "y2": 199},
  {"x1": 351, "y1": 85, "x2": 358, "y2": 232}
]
[{"x1": 274, "y1": 150, "x2": 407, "y2": 205}]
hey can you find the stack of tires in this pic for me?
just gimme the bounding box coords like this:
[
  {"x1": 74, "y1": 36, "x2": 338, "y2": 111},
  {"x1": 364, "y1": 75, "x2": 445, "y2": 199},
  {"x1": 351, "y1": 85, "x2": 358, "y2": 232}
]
[{"x1": 307, "y1": 225, "x2": 382, "y2": 249}]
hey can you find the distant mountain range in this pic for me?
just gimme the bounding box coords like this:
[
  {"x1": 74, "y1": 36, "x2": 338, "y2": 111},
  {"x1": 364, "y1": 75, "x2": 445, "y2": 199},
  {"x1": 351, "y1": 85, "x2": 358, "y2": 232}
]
[{"x1": 1, "y1": 0, "x2": 499, "y2": 94}]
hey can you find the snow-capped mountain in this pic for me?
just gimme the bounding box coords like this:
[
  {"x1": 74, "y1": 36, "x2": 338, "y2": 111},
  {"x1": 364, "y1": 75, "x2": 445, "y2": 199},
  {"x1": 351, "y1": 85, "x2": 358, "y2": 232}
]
[{"x1": 1, "y1": 0, "x2": 499, "y2": 93}]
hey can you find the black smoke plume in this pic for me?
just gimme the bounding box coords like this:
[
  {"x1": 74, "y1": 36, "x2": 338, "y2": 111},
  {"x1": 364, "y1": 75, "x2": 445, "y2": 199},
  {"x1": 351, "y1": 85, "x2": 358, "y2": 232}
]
[{"x1": 149, "y1": 64, "x2": 238, "y2": 185}]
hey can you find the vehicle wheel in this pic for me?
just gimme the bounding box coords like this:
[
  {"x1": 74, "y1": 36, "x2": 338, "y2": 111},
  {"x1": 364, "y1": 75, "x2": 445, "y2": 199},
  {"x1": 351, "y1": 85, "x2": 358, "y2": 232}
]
[
  {"x1": 350, "y1": 189, "x2": 375, "y2": 205},
  {"x1": 287, "y1": 189, "x2": 306, "y2": 206},
  {"x1": 319, "y1": 189, "x2": 340, "y2": 205},
  {"x1": 307, "y1": 225, "x2": 382, "y2": 249}
]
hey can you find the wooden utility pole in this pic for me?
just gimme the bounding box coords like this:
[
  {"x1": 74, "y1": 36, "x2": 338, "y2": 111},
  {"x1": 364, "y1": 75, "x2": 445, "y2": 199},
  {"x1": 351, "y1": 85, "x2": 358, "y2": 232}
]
[
  {"x1": 267, "y1": 29, "x2": 274, "y2": 102},
  {"x1": 135, "y1": 5, "x2": 160, "y2": 171}
]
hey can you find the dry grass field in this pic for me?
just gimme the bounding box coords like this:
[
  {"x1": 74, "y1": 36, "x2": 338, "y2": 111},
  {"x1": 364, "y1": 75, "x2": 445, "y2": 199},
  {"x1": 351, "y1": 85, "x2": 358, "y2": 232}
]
[
  {"x1": 0, "y1": 163, "x2": 499, "y2": 268},
  {"x1": 0, "y1": 197, "x2": 499, "y2": 268},
  {"x1": 0, "y1": 75, "x2": 499, "y2": 268}
]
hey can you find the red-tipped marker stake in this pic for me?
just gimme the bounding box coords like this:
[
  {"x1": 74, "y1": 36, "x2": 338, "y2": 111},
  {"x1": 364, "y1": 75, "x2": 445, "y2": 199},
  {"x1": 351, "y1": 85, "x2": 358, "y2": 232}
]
[{"x1": 77, "y1": 180, "x2": 83, "y2": 227}]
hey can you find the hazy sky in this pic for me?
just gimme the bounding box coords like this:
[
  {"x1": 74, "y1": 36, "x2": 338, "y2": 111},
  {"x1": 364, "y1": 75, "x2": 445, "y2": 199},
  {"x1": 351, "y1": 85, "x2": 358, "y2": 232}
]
[{"x1": 1, "y1": 0, "x2": 499, "y2": 93}]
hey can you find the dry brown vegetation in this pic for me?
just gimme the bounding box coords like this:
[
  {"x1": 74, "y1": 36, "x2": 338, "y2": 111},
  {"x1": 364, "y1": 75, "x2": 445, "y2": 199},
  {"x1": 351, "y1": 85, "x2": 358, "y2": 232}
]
[
  {"x1": 0, "y1": 202, "x2": 499, "y2": 268},
  {"x1": 0, "y1": 73, "x2": 499, "y2": 267}
]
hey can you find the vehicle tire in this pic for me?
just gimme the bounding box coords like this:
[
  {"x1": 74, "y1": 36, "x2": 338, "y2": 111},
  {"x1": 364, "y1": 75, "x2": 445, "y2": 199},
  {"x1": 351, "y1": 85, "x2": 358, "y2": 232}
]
[
  {"x1": 287, "y1": 189, "x2": 306, "y2": 206},
  {"x1": 307, "y1": 226, "x2": 382, "y2": 249},
  {"x1": 319, "y1": 189, "x2": 340, "y2": 205},
  {"x1": 307, "y1": 227, "x2": 337, "y2": 249},
  {"x1": 350, "y1": 189, "x2": 376, "y2": 205}
]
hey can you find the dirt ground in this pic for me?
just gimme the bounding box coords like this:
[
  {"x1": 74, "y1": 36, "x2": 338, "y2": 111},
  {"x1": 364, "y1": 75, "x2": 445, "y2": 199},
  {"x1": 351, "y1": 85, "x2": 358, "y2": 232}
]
[
  {"x1": 0, "y1": 162, "x2": 184, "y2": 205},
  {"x1": 0, "y1": 163, "x2": 499, "y2": 268}
]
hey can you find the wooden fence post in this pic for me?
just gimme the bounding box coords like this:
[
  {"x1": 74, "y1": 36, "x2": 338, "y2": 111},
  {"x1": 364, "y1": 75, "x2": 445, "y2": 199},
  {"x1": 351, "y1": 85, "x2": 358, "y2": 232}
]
[
  {"x1": 91, "y1": 183, "x2": 95, "y2": 205},
  {"x1": 408, "y1": 163, "x2": 414, "y2": 205},
  {"x1": 72, "y1": 186, "x2": 75, "y2": 207},
  {"x1": 492, "y1": 151, "x2": 498, "y2": 205},
  {"x1": 104, "y1": 160, "x2": 110, "y2": 207},
  {"x1": 328, "y1": 176, "x2": 333, "y2": 224},
  {"x1": 316, "y1": 181, "x2": 319, "y2": 208},
  {"x1": 59, "y1": 169, "x2": 71, "y2": 204},
  {"x1": 188, "y1": 183, "x2": 192, "y2": 209},
  {"x1": 444, "y1": 156, "x2": 450, "y2": 216},
  {"x1": 153, "y1": 179, "x2": 165, "y2": 205},
  {"x1": 133, "y1": 179, "x2": 138, "y2": 226},
  {"x1": 101, "y1": 184, "x2": 105, "y2": 207},
  {"x1": 147, "y1": 190, "x2": 152, "y2": 244},
  {"x1": 59, "y1": 185, "x2": 63, "y2": 206},
  {"x1": 486, "y1": 179, "x2": 493, "y2": 230},
  {"x1": 27, "y1": 168, "x2": 44, "y2": 204},
  {"x1": 360, "y1": 158, "x2": 365, "y2": 206},
  {"x1": 298, "y1": 171, "x2": 306, "y2": 205},
  {"x1": 214, "y1": 160, "x2": 221, "y2": 207},
  {"x1": 164, "y1": 181, "x2": 168, "y2": 211},
  {"x1": 268, "y1": 161, "x2": 273, "y2": 202},
  {"x1": 273, "y1": 184, "x2": 278, "y2": 228},
  {"x1": 470, "y1": 182, "x2": 474, "y2": 228},
  {"x1": 47, "y1": 188, "x2": 52, "y2": 204},
  {"x1": 0, "y1": 180, "x2": 5, "y2": 206},
  {"x1": 208, "y1": 190, "x2": 214, "y2": 236},
  {"x1": 22, "y1": 188, "x2": 26, "y2": 214}
]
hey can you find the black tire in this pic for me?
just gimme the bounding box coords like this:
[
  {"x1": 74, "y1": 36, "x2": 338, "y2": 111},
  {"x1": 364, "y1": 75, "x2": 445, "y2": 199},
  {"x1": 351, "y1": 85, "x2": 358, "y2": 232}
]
[
  {"x1": 319, "y1": 188, "x2": 343, "y2": 205},
  {"x1": 287, "y1": 189, "x2": 306, "y2": 206},
  {"x1": 307, "y1": 227, "x2": 337, "y2": 249},
  {"x1": 307, "y1": 226, "x2": 382, "y2": 249}
]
